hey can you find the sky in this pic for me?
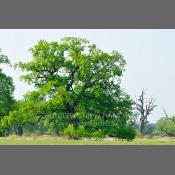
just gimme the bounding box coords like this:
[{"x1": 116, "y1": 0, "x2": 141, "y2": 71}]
[{"x1": 0, "y1": 29, "x2": 175, "y2": 123}]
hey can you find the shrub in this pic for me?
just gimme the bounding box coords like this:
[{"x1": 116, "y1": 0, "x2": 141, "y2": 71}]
[
  {"x1": 75, "y1": 125, "x2": 86, "y2": 138},
  {"x1": 117, "y1": 126, "x2": 136, "y2": 141},
  {"x1": 91, "y1": 129, "x2": 105, "y2": 140},
  {"x1": 64, "y1": 124, "x2": 77, "y2": 139},
  {"x1": 63, "y1": 124, "x2": 87, "y2": 139},
  {"x1": 107, "y1": 125, "x2": 136, "y2": 141}
]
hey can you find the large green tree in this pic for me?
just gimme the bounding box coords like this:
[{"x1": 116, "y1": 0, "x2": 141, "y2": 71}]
[
  {"x1": 5, "y1": 37, "x2": 135, "y2": 139},
  {"x1": 0, "y1": 51, "x2": 15, "y2": 118}
]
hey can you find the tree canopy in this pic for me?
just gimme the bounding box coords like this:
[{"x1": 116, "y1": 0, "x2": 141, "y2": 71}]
[{"x1": 2, "y1": 37, "x2": 136, "y2": 139}]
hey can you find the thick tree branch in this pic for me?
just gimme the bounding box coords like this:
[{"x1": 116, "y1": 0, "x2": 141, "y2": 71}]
[
  {"x1": 161, "y1": 129, "x2": 175, "y2": 137},
  {"x1": 66, "y1": 66, "x2": 79, "y2": 91}
]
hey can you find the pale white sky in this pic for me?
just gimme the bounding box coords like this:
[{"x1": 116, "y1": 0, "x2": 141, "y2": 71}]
[{"x1": 0, "y1": 29, "x2": 175, "y2": 122}]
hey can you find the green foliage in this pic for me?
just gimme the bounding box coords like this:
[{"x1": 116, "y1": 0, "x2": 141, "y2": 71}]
[
  {"x1": 45, "y1": 113, "x2": 69, "y2": 135},
  {"x1": 4, "y1": 37, "x2": 135, "y2": 140},
  {"x1": 91, "y1": 130, "x2": 105, "y2": 139},
  {"x1": 64, "y1": 124, "x2": 76, "y2": 139},
  {"x1": 64, "y1": 124, "x2": 86, "y2": 139},
  {"x1": 0, "y1": 72, "x2": 15, "y2": 117},
  {"x1": 0, "y1": 52, "x2": 10, "y2": 64},
  {"x1": 63, "y1": 124, "x2": 105, "y2": 139},
  {"x1": 116, "y1": 126, "x2": 136, "y2": 140},
  {"x1": 107, "y1": 124, "x2": 136, "y2": 140},
  {"x1": 154, "y1": 116, "x2": 175, "y2": 137},
  {"x1": 0, "y1": 52, "x2": 15, "y2": 119}
]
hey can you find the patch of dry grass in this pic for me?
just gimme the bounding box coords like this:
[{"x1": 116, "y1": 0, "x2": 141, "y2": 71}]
[{"x1": 0, "y1": 135, "x2": 175, "y2": 145}]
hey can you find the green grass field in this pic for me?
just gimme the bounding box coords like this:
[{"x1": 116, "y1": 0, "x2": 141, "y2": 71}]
[{"x1": 0, "y1": 135, "x2": 175, "y2": 145}]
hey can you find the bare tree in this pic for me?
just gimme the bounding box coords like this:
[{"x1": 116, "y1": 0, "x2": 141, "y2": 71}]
[{"x1": 136, "y1": 90, "x2": 157, "y2": 134}]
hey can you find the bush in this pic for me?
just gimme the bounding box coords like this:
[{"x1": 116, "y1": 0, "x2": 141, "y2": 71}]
[
  {"x1": 63, "y1": 124, "x2": 86, "y2": 139},
  {"x1": 91, "y1": 129, "x2": 105, "y2": 140},
  {"x1": 107, "y1": 125, "x2": 136, "y2": 141},
  {"x1": 64, "y1": 124, "x2": 77, "y2": 139},
  {"x1": 117, "y1": 126, "x2": 136, "y2": 140}
]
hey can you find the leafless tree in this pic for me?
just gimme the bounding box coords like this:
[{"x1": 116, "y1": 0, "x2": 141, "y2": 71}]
[{"x1": 136, "y1": 90, "x2": 157, "y2": 134}]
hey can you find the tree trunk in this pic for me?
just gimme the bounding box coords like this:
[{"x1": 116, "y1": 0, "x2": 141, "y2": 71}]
[
  {"x1": 17, "y1": 126, "x2": 23, "y2": 136},
  {"x1": 139, "y1": 118, "x2": 144, "y2": 135}
]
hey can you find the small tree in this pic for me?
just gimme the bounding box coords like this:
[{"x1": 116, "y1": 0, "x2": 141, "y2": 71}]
[
  {"x1": 155, "y1": 110, "x2": 175, "y2": 137},
  {"x1": 136, "y1": 90, "x2": 157, "y2": 134}
]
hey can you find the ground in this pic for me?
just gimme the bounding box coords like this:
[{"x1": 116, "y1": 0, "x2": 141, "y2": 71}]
[{"x1": 0, "y1": 135, "x2": 175, "y2": 145}]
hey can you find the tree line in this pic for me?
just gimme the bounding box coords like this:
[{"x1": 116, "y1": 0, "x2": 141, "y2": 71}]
[{"x1": 0, "y1": 37, "x2": 174, "y2": 140}]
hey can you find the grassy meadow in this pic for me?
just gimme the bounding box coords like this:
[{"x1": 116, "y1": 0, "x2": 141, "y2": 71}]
[{"x1": 0, "y1": 135, "x2": 175, "y2": 145}]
